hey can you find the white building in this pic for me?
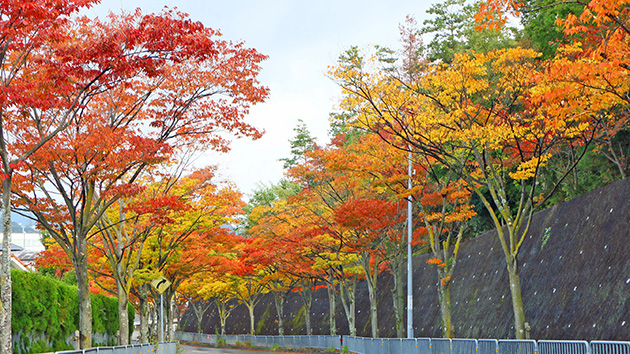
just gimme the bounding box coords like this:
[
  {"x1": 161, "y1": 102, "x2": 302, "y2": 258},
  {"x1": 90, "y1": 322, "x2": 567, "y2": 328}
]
[{"x1": 12, "y1": 232, "x2": 45, "y2": 252}]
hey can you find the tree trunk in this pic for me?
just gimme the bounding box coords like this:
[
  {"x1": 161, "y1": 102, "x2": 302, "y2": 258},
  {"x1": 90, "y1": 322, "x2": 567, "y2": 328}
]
[
  {"x1": 367, "y1": 280, "x2": 378, "y2": 338},
  {"x1": 139, "y1": 285, "x2": 150, "y2": 343},
  {"x1": 75, "y1": 241, "x2": 93, "y2": 349},
  {"x1": 219, "y1": 315, "x2": 227, "y2": 336},
  {"x1": 118, "y1": 286, "x2": 129, "y2": 345},
  {"x1": 1, "y1": 177, "x2": 13, "y2": 354},
  {"x1": 273, "y1": 292, "x2": 285, "y2": 335},
  {"x1": 299, "y1": 279, "x2": 314, "y2": 336},
  {"x1": 437, "y1": 279, "x2": 453, "y2": 338},
  {"x1": 305, "y1": 305, "x2": 312, "y2": 336},
  {"x1": 216, "y1": 300, "x2": 234, "y2": 336},
  {"x1": 362, "y1": 255, "x2": 379, "y2": 338},
  {"x1": 507, "y1": 259, "x2": 527, "y2": 339},
  {"x1": 217, "y1": 301, "x2": 230, "y2": 336},
  {"x1": 303, "y1": 289, "x2": 313, "y2": 336},
  {"x1": 604, "y1": 138, "x2": 627, "y2": 179},
  {"x1": 327, "y1": 275, "x2": 337, "y2": 335},
  {"x1": 196, "y1": 306, "x2": 203, "y2": 334},
  {"x1": 247, "y1": 303, "x2": 256, "y2": 335},
  {"x1": 338, "y1": 274, "x2": 356, "y2": 336},
  {"x1": 391, "y1": 258, "x2": 405, "y2": 338},
  {"x1": 191, "y1": 301, "x2": 210, "y2": 334}
]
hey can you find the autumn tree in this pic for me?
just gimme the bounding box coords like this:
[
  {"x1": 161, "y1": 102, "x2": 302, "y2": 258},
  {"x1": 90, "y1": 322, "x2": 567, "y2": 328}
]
[
  {"x1": 248, "y1": 191, "x2": 329, "y2": 336},
  {"x1": 336, "y1": 133, "x2": 426, "y2": 337},
  {"x1": 179, "y1": 225, "x2": 245, "y2": 334},
  {"x1": 337, "y1": 129, "x2": 474, "y2": 339},
  {"x1": 200, "y1": 274, "x2": 240, "y2": 335},
  {"x1": 246, "y1": 187, "x2": 301, "y2": 335},
  {"x1": 91, "y1": 199, "x2": 155, "y2": 345},
  {"x1": 90, "y1": 165, "x2": 218, "y2": 344},
  {"x1": 287, "y1": 155, "x2": 361, "y2": 336},
  {"x1": 0, "y1": 1, "x2": 115, "y2": 351},
  {"x1": 288, "y1": 139, "x2": 412, "y2": 338},
  {"x1": 260, "y1": 185, "x2": 359, "y2": 336},
  {"x1": 320, "y1": 137, "x2": 417, "y2": 339},
  {"x1": 241, "y1": 179, "x2": 301, "y2": 234},
  {"x1": 481, "y1": 0, "x2": 629, "y2": 176},
  {"x1": 11, "y1": 8, "x2": 267, "y2": 348},
  {"x1": 247, "y1": 235, "x2": 300, "y2": 335},
  {"x1": 332, "y1": 43, "x2": 604, "y2": 338},
  {"x1": 139, "y1": 168, "x2": 245, "y2": 340},
  {"x1": 227, "y1": 242, "x2": 271, "y2": 336},
  {"x1": 418, "y1": 176, "x2": 475, "y2": 338}
]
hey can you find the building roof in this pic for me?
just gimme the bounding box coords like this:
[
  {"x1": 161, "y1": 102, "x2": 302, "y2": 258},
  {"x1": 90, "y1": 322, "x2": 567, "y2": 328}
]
[{"x1": 10, "y1": 254, "x2": 31, "y2": 271}]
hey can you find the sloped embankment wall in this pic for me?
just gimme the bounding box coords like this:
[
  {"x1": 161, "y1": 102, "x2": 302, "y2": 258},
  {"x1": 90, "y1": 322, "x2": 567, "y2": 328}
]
[{"x1": 182, "y1": 179, "x2": 630, "y2": 340}]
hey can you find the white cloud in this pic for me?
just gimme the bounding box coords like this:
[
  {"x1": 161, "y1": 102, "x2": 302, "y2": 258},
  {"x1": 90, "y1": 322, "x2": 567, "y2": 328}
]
[{"x1": 86, "y1": 0, "x2": 432, "y2": 196}]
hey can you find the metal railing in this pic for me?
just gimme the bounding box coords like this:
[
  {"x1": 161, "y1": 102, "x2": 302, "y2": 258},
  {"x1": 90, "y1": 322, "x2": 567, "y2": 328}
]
[
  {"x1": 175, "y1": 331, "x2": 630, "y2": 354},
  {"x1": 50, "y1": 342, "x2": 177, "y2": 354}
]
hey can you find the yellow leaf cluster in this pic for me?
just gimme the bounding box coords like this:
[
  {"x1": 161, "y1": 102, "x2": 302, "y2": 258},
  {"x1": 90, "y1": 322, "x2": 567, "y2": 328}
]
[{"x1": 509, "y1": 154, "x2": 551, "y2": 180}]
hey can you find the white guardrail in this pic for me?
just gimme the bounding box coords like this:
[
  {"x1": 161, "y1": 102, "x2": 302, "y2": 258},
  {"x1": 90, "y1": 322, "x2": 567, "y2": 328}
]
[
  {"x1": 47, "y1": 342, "x2": 177, "y2": 354},
  {"x1": 175, "y1": 332, "x2": 630, "y2": 354}
]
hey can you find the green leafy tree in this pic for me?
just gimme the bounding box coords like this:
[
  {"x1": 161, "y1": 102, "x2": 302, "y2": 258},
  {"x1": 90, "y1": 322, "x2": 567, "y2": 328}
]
[
  {"x1": 280, "y1": 119, "x2": 318, "y2": 169},
  {"x1": 421, "y1": 0, "x2": 471, "y2": 63},
  {"x1": 421, "y1": 0, "x2": 522, "y2": 63},
  {"x1": 519, "y1": 0, "x2": 585, "y2": 58}
]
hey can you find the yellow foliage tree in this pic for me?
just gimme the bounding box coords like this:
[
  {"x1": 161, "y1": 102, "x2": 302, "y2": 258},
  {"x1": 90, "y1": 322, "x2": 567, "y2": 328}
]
[{"x1": 332, "y1": 45, "x2": 601, "y2": 338}]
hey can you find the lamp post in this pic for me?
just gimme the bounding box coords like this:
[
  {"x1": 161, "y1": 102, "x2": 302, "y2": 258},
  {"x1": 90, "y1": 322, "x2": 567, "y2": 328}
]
[{"x1": 407, "y1": 148, "x2": 414, "y2": 338}]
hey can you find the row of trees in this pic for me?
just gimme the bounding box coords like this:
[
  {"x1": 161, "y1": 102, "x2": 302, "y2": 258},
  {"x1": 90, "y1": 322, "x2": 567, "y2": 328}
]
[
  {"x1": 0, "y1": 1, "x2": 268, "y2": 353},
  {"x1": 3, "y1": 0, "x2": 628, "y2": 350},
  {"x1": 177, "y1": 0, "x2": 629, "y2": 341}
]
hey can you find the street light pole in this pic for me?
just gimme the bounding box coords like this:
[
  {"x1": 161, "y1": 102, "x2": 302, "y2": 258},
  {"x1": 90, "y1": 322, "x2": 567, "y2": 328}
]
[
  {"x1": 160, "y1": 294, "x2": 164, "y2": 343},
  {"x1": 407, "y1": 149, "x2": 414, "y2": 338}
]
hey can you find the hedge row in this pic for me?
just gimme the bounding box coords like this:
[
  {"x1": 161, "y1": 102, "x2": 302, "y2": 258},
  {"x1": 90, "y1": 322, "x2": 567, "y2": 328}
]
[{"x1": 12, "y1": 269, "x2": 134, "y2": 354}]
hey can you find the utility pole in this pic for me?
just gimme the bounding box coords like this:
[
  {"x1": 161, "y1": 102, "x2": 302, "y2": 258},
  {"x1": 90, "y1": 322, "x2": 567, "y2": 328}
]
[{"x1": 407, "y1": 149, "x2": 414, "y2": 338}]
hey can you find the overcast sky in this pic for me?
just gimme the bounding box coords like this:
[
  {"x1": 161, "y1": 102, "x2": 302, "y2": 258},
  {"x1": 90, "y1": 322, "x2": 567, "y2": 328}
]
[{"x1": 84, "y1": 1, "x2": 433, "y2": 198}]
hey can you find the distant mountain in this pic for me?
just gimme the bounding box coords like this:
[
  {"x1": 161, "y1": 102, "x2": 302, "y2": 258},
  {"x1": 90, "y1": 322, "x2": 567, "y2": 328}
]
[
  {"x1": 11, "y1": 222, "x2": 37, "y2": 233},
  {"x1": 0, "y1": 210, "x2": 37, "y2": 232},
  {"x1": 11, "y1": 212, "x2": 35, "y2": 226}
]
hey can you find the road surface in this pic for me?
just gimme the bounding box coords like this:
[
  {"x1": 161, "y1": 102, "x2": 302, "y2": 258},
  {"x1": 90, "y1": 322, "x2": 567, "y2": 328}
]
[{"x1": 180, "y1": 344, "x2": 319, "y2": 354}]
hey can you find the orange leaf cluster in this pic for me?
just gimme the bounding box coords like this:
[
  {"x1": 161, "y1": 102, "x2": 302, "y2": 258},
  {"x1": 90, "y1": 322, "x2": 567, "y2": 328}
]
[{"x1": 427, "y1": 257, "x2": 446, "y2": 268}]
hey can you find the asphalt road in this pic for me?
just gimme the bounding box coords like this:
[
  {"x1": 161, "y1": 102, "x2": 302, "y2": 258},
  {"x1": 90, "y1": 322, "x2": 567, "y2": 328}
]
[{"x1": 180, "y1": 344, "x2": 311, "y2": 354}]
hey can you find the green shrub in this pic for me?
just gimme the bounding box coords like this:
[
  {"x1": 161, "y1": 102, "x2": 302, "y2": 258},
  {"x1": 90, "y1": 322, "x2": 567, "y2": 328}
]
[
  {"x1": 31, "y1": 339, "x2": 53, "y2": 354},
  {"x1": 12, "y1": 269, "x2": 133, "y2": 353}
]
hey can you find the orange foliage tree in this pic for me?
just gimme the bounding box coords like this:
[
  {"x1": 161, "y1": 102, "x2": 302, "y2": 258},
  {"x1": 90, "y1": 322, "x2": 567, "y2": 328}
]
[
  {"x1": 0, "y1": 1, "x2": 109, "y2": 350},
  {"x1": 178, "y1": 227, "x2": 245, "y2": 334},
  {"x1": 135, "y1": 168, "x2": 245, "y2": 340},
  {"x1": 286, "y1": 135, "x2": 416, "y2": 338},
  {"x1": 245, "y1": 181, "x2": 309, "y2": 335},
  {"x1": 478, "y1": 0, "x2": 630, "y2": 177},
  {"x1": 324, "y1": 132, "x2": 424, "y2": 338},
  {"x1": 10, "y1": 8, "x2": 267, "y2": 347},
  {"x1": 418, "y1": 175, "x2": 475, "y2": 338},
  {"x1": 248, "y1": 182, "x2": 337, "y2": 336}
]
